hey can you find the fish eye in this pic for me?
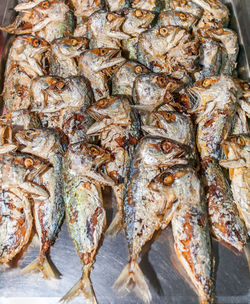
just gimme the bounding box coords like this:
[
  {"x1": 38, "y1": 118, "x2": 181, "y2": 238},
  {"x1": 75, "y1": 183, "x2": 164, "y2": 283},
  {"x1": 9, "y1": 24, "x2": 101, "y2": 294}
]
[
  {"x1": 55, "y1": 81, "x2": 65, "y2": 90},
  {"x1": 99, "y1": 48, "x2": 108, "y2": 56},
  {"x1": 179, "y1": 13, "x2": 187, "y2": 20},
  {"x1": 70, "y1": 39, "x2": 78, "y2": 46},
  {"x1": 135, "y1": 10, "x2": 143, "y2": 18},
  {"x1": 243, "y1": 83, "x2": 249, "y2": 90},
  {"x1": 107, "y1": 13, "x2": 115, "y2": 22},
  {"x1": 32, "y1": 39, "x2": 40, "y2": 47},
  {"x1": 165, "y1": 112, "x2": 176, "y2": 121},
  {"x1": 89, "y1": 146, "x2": 101, "y2": 155},
  {"x1": 180, "y1": 0, "x2": 187, "y2": 5},
  {"x1": 24, "y1": 158, "x2": 34, "y2": 168},
  {"x1": 237, "y1": 136, "x2": 245, "y2": 146},
  {"x1": 97, "y1": 98, "x2": 110, "y2": 108},
  {"x1": 157, "y1": 76, "x2": 167, "y2": 87},
  {"x1": 159, "y1": 27, "x2": 168, "y2": 36},
  {"x1": 162, "y1": 173, "x2": 174, "y2": 185},
  {"x1": 134, "y1": 65, "x2": 143, "y2": 74},
  {"x1": 41, "y1": 0, "x2": 50, "y2": 8},
  {"x1": 202, "y1": 79, "x2": 212, "y2": 87},
  {"x1": 161, "y1": 141, "x2": 173, "y2": 153},
  {"x1": 216, "y1": 28, "x2": 224, "y2": 35}
]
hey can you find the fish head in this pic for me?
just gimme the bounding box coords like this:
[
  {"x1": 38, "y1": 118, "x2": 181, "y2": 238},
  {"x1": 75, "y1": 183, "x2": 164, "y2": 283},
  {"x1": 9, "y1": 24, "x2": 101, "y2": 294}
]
[
  {"x1": 221, "y1": 134, "x2": 250, "y2": 161},
  {"x1": 106, "y1": 0, "x2": 128, "y2": 11},
  {"x1": 169, "y1": 0, "x2": 203, "y2": 18},
  {"x1": 81, "y1": 48, "x2": 126, "y2": 72},
  {"x1": 131, "y1": 0, "x2": 160, "y2": 12},
  {"x1": 137, "y1": 136, "x2": 191, "y2": 167},
  {"x1": 158, "y1": 10, "x2": 198, "y2": 30},
  {"x1": 52, "y1": 37, "x2": 89, "y2": 57},
  {"x1": 71, "y1": 0, "x2": 103, "y2": 17},
  {"x1": 122, "y1": 9, "x2": 155, "y2": 36}
]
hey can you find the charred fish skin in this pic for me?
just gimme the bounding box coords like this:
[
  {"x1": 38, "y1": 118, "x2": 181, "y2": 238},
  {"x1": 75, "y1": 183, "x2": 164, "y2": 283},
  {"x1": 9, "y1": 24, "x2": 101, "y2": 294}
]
[
  {"x1": 149, "y1": 165, "x2": 214, "y2": 304},
  {"x1": 202, "y1": 158, "x2": 247, "y2": 252},
  {"x1": 61, "y1": 142, "x2": 111, "y2": 303},
  {"x1": 78, "y1": 48, "x2": 126, "y2": 101},
  {"x1": 114, "y1": 136, "x2": 192, "y2": 303},
  {"x1": 14, "y1": 128, "x2": 65, "y2": 279},
  {"x1": 87, "y1": 95, "x2": 141, "y2": 235},
  {"x1": 50, "y1": 37, "x2": 89, "y2": 77},
  {"x1": 3, "y1": 35, "x2": 50, "y2": 112},
  {"x1": 220, "y1": 135, "x2": 250, "y2": 235},
  {"x1": 0, "y1": 0, "x2": 75, "y2": 42},
  {"x1": 112, "y1": 61, "x2": 149, "y2": 96}
]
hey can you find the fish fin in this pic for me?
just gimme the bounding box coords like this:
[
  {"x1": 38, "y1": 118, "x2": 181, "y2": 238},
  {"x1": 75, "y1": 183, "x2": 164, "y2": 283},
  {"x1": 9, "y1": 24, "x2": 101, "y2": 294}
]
[
  {"x1": 113, "y1": 259, "x2": 152, "y2": 303},
  {"x1": 0, "y1": 144, "x2": 18, "y2": 154},
  {"x1": 21, "y1": 255, "x2": 61, "y2": 279},
  {"x1": 60, "y1": 270, "x2": 97, "y2": 304},
  {"x1": 106, "y1": 212, "x2": 123, "y2": 236}
]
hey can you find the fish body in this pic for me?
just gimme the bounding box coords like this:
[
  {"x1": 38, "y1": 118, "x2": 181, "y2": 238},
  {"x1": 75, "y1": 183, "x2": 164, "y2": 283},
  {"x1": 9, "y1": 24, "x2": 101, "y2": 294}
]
[
  {"x1": 0, "y1": 0, "x2": 75, "y2": 42},
  {"x1": 112, "y1": 61, "x2": 149, "y2": 96},
  {"x1": 61, "y1": 142, "x2": 111, "y2": 303},
  {"x1": 149, "y1": 165, "x2": 214, "y2": 304},
  {"x1": 50, "y1": 37, "x2": 89, "y2": 77},
  {"x1": 15, "y1": 129, "x2": 64, "y2": 279},
  {"x1": 87, "y1": 11, "x2": 130, "y2": 49},
  {"x1": 220, "y1": 135, "x2": 250, "y2": 235},
  {"x1": 78, "y1": 48, "x2": 126, "y2": 100},
  {"x1": 3, "y1": 35, "x2": 49, "y2": 112},
  {"x1": 87, "y1": 96, "x2": 141, "y2": 235}
]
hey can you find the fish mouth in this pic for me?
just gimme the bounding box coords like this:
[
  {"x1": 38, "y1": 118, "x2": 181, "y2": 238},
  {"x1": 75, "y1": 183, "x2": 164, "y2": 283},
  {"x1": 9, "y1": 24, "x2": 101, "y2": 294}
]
[{"x1": 98, "y1": 51, "x2": 126, "y2": 71}]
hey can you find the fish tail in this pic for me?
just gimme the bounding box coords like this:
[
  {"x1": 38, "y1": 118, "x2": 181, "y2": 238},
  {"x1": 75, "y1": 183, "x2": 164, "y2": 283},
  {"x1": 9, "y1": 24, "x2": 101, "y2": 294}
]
[
  {"x1": 21, "y1": 255, "x2": 60, "y2": 279},
  {"x1": 60, "y1": 267, "x2": 97, "y2": 304},
  {"x1": 113, "y1": 259, "x2": 152, "y2": 304},
  {"x1": 106, "y1": 212, "x2": 123, "y2": 236}
]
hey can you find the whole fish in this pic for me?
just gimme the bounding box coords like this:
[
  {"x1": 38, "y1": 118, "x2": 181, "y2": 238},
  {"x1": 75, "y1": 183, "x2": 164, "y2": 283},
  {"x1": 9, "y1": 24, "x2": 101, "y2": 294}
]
[
  {"x1": 112, "y1": 60, "x2": 149, "y2": 96},
  {"x1": 105, "y1": 0, "x2": 129, "y2": 11},
  {"x1": 50, "y1": 37, "x2": 89, "y2": 77},
  {"x1": 15, "y1": 128, "x2": 65, "y2": 279},
  {"x1": 114, "y1": 136, "x2": 192, "y2": 303},
  {"x1": 165, "y1": 0, "x2": 203, "y2": 18},
  {"x1": 70, "y1": 0, "x2": 103, "y2": 18},
  {"x1": 3, "y1": 35, "x2": 49, "y2": 112},
  {"x1": 131, "y1": 0, "x2": 163, "y2": 13},
  {"x1": 0, "y1": 110, "x2": 41, "y2": 154},
  {"x1": 87, "y1": 96, "x2": 141, "y2": 235},
  {"x1": 220, "y1": 135, "x2": 250, "y2": 235},
  {"x1": 78, "y1": 48, "x2": 126, "y2": 100},
  {"x1": 157, "y1": 10, "x2": 198, "y2": 31},
  {"x1": 87, "y1": 11, "x2": 130, "y2": 49},
  {"x1": 137, "y1": 25, "x2": 199, "y2": 78},
  {"x1": 121, "y1": 9, "x2": 155, "y2": 60},
  {"x1": 61, "y1": 142, "x2": 112, "y2": 303},
  {"x1": 149, "y1": 165, "x2": 214, "y2": 304},
  {"x1": 197, "y1": 28, "x2": 238, "y2": 76},
  {"x1": 0, "y1": 0, "x2": 75, "y2": 42}
]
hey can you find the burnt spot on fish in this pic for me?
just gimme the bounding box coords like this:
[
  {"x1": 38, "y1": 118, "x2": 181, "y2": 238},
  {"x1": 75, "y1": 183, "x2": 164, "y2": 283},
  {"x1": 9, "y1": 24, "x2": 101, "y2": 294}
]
[{"x1": 86, "y1": 207, "x2": 103, "y2": 242}]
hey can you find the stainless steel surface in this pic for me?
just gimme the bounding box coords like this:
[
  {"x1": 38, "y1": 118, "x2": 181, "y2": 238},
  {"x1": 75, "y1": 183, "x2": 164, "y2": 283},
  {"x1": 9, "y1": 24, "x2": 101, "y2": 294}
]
[{"x1": 0, "y1": 1, "x2": 249, "y2": 304}]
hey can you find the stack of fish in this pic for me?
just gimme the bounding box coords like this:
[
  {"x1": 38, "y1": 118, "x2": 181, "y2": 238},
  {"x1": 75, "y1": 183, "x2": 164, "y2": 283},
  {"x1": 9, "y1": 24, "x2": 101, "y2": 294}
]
[{"x1": 0, "y1": 0, "x2": 249, "y2": 304}]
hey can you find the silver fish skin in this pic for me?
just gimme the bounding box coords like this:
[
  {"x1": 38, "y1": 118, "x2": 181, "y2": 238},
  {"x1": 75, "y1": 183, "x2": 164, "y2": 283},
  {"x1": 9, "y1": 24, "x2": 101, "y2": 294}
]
[
  {"x1": 149, "y1": 165, "x2": 214, "y2": 304},
  {"x1": 87, "y1": 96, "x2": 141, "y2": 235},
  {"x1": 189, "y1": 75, "x2": 238, "y2": 160},
  {"x1": 30, "y1": 75, "x2": 94, "y2": 113},
  {"x1": 0, "y1": 110, "x2": 42, "y2": 154},
  {"x1": 194, "y1": 38, "x2": 222, "y2": 80},
  {"x1": 70, "y1": 0, "x2": 103, "y2": 18},
  {"x1": 157, "y1": 10, "x2": 198, "y2": 31},
  {"x1": 105, "y1": 0, "x2": 129, "y2": 11},
  {"x1": 61, "y1": 142, "x2": 111, "y2": 303},
  {"x1": 131, "y1": 0, "x2": 163, "y2": 13},
  {"x1": 137, "y1": 25, "x2": 199, "y2": 78},
  {"x1": 220, "y1": 135, "x2": 250, "y2": 235},
  {"x1": 87, "y1": 11, "x2": 130, "y2": 49},
  {"x1": 0, "y1": 0, "x2": 75, "y2": 42},
  {"x1": 113, "y1": 136, "x2": 192, "y2": 303},
  {"x1": 3, "y1": 35, "x2": 50, "y2": 112},
  {"x1": 0, "y1": 190, "x2": 33, "y2": 264},
  {"x1": 165, "y1": 0, "x2": 203, "y2": 18},
  {"x1": 15, "y1": 128, "x2": 65, "y2": 279},
  {"x1": 78, "y1": 48, "x2": 126, "y2": 100},
  {"x1": 50, "y1": 37, "x2": 89, "y2": 77},
  {"x1": 112, "y1": 61, "x2": 149, "y2": 96},
  {"x1": 202, "y1": 158, "x2": 247, "y2": 252},
  {"x1": 197, "y1": 28, "x2": 238, "y2": 76}
]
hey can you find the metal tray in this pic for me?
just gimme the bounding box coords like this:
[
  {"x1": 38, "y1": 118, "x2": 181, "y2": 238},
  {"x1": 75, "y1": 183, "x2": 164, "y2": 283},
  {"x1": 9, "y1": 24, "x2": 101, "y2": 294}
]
[{"x1": 0, "y1": 1, "x2": 249, "y2": 303}]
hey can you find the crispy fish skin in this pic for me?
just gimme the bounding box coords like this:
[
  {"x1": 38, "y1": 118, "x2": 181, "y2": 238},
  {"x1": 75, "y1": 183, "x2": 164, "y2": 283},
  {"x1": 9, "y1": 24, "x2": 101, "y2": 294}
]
[
  {"x1": 3, "y1": 35, "x2": 49, "y2": 112},
  {"x1": 50, "y1": 37, "x2": 89, "y2": 77},
  {"x1": 114, "y1": 136, "x2": 192, "y2": 303},
  {"x1": 0, "y1": 0, "x2": 75, "y2": 42},
  {"x1": 105, "y1": 0, "x2": 129, "y2": 11},
  {"x1": 149, "y1": 165, "x2": 214, "y2": 304},
  {"x1": 220, "y1": 135, "x2": 250, "y2": 235},
  {"x1": 165, "y1": 0, "x2": 203, "y2": 18},
  {"x1": 131, "y1": 0, "x2": 163, "y2": 13},
  {"x1": 78, "y1": 48, "x2": 126, "y2": 101},
  {"x1": 87, "y1": 96, "x2": 141, "y2": 235},
  {"x1": 70, "y1": 0, "x2": 103, "y2": 18},
  {"x1": 0, "y1": 190, "x2": 33, "y2": 264},
  {"x1": 61, "y1": 142, "x2": 111, "y2": 303},
  {"x1": 15, "y1": 129, "x2": 64, "y2": 279}
]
